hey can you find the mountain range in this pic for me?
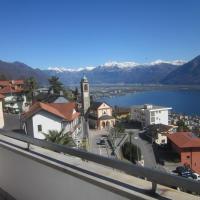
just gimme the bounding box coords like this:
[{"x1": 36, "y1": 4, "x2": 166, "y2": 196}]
[{"x1": 0, "y1": 55, "x2": 200, "y2": 85}]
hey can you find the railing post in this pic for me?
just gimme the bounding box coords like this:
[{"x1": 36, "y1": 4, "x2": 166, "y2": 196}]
[
  {"x1": 26, "y1": 142, "x2": 30, "y2": 151},
  {"x1": 151, "y1": 181, "x2": 157, "y2": 194}
]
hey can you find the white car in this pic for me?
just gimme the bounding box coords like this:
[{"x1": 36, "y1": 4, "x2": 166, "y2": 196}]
[{"x1": 192, "y1": 173, "x2": 200, "y2": 181}]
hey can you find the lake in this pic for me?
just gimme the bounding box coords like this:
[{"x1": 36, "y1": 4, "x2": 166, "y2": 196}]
[{"x1": 100, "y1": 90, "x2": 200, "y2": 116}]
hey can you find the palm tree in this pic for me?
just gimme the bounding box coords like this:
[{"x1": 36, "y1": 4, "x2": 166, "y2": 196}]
[
  {"x1": 48, "y1": 76, "x2": 64, "y2": 94},
  {"x1": 43, "y1": 129, "x2": 75, "y2": 147}
]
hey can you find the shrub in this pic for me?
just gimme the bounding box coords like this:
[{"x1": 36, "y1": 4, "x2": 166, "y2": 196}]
[{"x1": 121, "y1": 142, "x2": 141, "y2": 163}]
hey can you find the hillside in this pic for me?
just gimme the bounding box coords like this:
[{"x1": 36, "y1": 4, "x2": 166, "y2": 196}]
[
  {"x1": 46, "y1": 62, "x2": 180, "y2": 85},
  {"x1": 162, "y1": 55, "x2": 200, "y2": 84},
  {"x1": 2, "y1": 56, "x2": 200, "y2": 85},
  {"x1": 0, "y1": 60, "x2": 48, "y2": 85}
]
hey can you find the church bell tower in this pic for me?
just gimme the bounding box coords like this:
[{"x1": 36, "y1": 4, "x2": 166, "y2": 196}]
[{"x1": 80, "y1": 75, "x2": 90, "y2": 115}]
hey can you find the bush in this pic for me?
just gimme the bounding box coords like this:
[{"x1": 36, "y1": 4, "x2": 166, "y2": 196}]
[{"x1": 121, "y1": 142, "x2": 141, "y2": 163}]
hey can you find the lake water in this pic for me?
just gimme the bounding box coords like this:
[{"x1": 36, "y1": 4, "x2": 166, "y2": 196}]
[{"x1": 100, "y1": 90, "x2": 200, "y2": 116}]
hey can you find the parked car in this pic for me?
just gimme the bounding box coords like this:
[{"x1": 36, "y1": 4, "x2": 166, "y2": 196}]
[
  {"x1": 180, "y1": 171, "x2": 193, "y2": 178},
  {"x1": 175, "y1": 166, "x2": 192, "y2": 174},
  {"x1": 192, "y1": 173, "x2": 200, "y2": 181},
  {"x1": 96, "y1": 139, "x2": 105, "y2": 145}
]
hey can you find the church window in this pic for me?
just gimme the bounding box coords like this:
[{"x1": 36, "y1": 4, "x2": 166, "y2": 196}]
[{"x1": 84, "y1": 84, "x2": 88, "y2": 91}]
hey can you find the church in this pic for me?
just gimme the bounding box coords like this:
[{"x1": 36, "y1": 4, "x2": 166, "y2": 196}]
[{"x1": 80, "y1": 76, "x2": 115, "y2": 129}]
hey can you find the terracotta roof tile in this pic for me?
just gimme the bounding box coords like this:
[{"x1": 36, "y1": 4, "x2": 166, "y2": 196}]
[
  {"x1": 167, "y1": 132, "x2": 200, "y2": 148},
  {"x1": 0, "y1": 94, "x2": 4, "y2": 99},
  {"x1": 23, "y1": 102, "x2": 80, "y2": 121},
  {"x1": 0, "y1": 86, "x2": 24, "y2": 94},
  {"x1": 0, "y1": 80, "x2": 24, "y2": 86}
]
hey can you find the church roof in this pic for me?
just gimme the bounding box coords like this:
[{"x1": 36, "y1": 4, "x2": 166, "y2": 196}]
[
  {"x1": 81, "y1": 75, "x2": 88, "y2": 82},
  {"x1": 99, "y1": 115, "x2": 115, "y2": 120},
  {"x1": 90, "y1": 101, "x2": 112, "y2": 110},
  {"x1": 90, "y1": 102, "x2": 103, "y2": 110}
]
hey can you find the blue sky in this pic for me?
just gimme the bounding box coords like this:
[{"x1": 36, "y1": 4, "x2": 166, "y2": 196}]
[{"x1": 0, "y1": 0, "x2": 200, "y2": 69}]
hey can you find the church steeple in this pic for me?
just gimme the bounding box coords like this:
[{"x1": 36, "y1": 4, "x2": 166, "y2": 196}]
[{"x1": 80, "y1": 75, "x2": 90, "y2": 115}]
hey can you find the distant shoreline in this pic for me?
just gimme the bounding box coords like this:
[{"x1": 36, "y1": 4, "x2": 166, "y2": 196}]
[{"x1": 89, "y1": 84, "x2": 200, "y2": 100}]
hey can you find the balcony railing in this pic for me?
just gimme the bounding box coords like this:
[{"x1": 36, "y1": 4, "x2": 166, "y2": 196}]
[{"x1": 0, "y1": 130, "x2": 199, "y2": 198}]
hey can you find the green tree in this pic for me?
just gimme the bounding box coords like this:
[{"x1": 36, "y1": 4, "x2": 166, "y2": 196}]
[
  {"x1": 109, "y1": 124, "x2": 125, "y2": 152},
  {"x1": 25, "y1": 77, "x2": 38, "y2": 102},
  {"x1": 73, "y1": 87, "x2": 79, "y2": 101},
  {"x1": 115, "y1": 123, "x2": 125, "y2": 135},
  {"x1": 43, "y1": 129, "x2": 75, "y2": 146},
  {"x1": 177, "y1": 120, "x2": 189, "y2": 132},
  {"x1": 122, "y1": 142, "x2": 141, "y2": 163},
  {"x1": 48, "y1": 76, "x2": 64, "y2": 94},
  {"x1": 64, "y1": 89, "x2": 74, "y2": 101}
]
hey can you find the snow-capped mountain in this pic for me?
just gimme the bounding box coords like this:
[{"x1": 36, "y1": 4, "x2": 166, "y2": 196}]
[
  {"x1": 48, "y1": 66, "x2": 95, "y2": 73},
  {"x1": 3, "y1": 57, "x2": 200, "y2": 85},
  {"x1": 46, "y1": 59, "x2": 186, "y2": 84},
  {"x1": 48, "y1": 59, "x2": 185, "y2": 73}
]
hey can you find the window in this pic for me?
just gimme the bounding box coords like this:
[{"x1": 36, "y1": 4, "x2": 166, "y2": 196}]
[
  {"x1": 38, "y1": 125, "x2": 42, "y2": 132},
  {"x1": 84, "y1": 84, "x2": 88, "y2": 91},
  {"x1": 186, "y1": 155, "x2": 190, "y2": 159},
  {"x1": 103, "y1": 110, "x2": 106, "y2": 115},
  {"x1": 151, "y1": 117, "x2": 155, "y2": 123},
  {"x1": 161, "y1": 139, "x2": 165, "y2": 144},
  {"x1": 151, "y1": 111, "x2": 155, "y2": 116}
]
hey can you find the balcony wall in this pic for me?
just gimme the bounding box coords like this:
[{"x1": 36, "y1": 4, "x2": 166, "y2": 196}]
[
  {"x1": 0, "y1": 134, "x2": 199, "y2": 200},
  {"x1": 0, "y1": 141, "x2": 146, "y2": 200}
]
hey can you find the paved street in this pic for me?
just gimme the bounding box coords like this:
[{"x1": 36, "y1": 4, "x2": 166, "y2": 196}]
[
  {"x1": 129, "y1": 129, "x2": 166, "y2": 171},
  {"x1": 128, "y1": 129, "x2": 156, "y2": 168},
  {"x1": 88, "y1": 129, "x2": 112, "y2": 157},
  {"x1": 81, "y1": 117, "x2": 89, "y2": 139}
]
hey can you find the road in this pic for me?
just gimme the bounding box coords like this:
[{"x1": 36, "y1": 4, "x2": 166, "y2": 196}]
[
  {"x1": 81, "y1": 116, "x2": 89, "y2": 138},
  {"x1": 129, "y1": 129, "x2": 157, "y2": 169},
  {"x1": 88, "y1": 129, "x2": 112, "y2": 157}
]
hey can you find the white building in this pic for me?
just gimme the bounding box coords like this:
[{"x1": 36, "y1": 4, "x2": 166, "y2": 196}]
[
  {"x1": 146, "y1": 124, "x2": 177, "y2": 146},
  {"x1": 131, "y1": 104, "x2": 172, "y2": 127},
  {"x1": 21, "y1": 102, "x2": 81, "y2": 144},
  {"x1": 0, "y1": 80, "x2": 27, "y2": 113}
]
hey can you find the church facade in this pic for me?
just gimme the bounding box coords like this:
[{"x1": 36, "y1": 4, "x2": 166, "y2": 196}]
[
  {"x1": 80, "y1": 75, "x2": 115, "y2": 129},
  {"x1": 88, "y1": 102, "x2": 115, "y2": 130}
]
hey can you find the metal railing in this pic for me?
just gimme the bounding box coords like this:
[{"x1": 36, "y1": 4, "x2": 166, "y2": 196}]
[{"x1": 0, "y1": 130, "x2": 199, "y2": 194}]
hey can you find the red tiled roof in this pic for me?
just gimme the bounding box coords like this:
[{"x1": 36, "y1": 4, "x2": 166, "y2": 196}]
[
  {"x1": 167, "y1": 132, "x2": 200, "y2": 148},
  {"x1": 0, "y1": 80, "x2": 24, "y2": 86},
  {"x1": 0, "y1": 94, "x2": 4, "y2": 99},
  {"x1": 22, "y1": 102, "x2": 80, "y2": 121},
  {"x1": 13, "y1": 80, "x2": 24, "y2": 84},
  {"x1": 0, "y1": 86, "x2": 24, "y2": 94}
]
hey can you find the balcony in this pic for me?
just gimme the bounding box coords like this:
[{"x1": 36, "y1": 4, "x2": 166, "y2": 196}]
[{"x1": 0, "y1": 130, "x2": 199, "y2": 200}]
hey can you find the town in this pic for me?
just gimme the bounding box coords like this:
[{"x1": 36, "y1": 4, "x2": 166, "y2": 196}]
[{"x1": 0, "y1": 76, "x2": 200, "y2": 189}]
